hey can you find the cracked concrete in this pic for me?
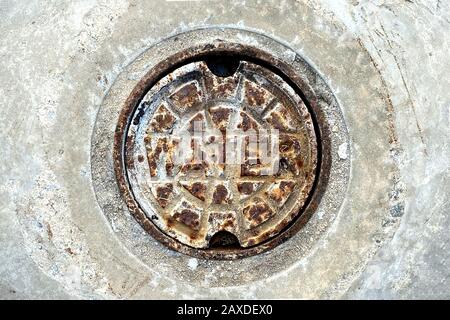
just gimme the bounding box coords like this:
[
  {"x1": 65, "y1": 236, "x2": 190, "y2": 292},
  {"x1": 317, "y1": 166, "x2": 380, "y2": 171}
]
[{"x1": 0, "y1": 0, "x2": 449, "y2": 299}]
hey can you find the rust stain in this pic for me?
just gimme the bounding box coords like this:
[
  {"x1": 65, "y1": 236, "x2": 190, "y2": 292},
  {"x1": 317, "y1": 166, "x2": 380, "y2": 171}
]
[
  {"x1": 210, "y1": 107, "x2": 231, "y2": 131},
  {"x1": 238, "y1": 112, "x2": 259, "y2": 132},
  {"x1": 279, "y1": 134, "x2": 303, "y2": 175},
  {"x1": 243, "y1": 198, "x2": 274, "y2": 229},
  {"x1": 266, "y1": 181, "x2": 295, "y2": 206},
  {"x1": 237, "y1": 182, "x2": 254, "y2": 195},
  {"x1": 244, "y1": 80, "x2": 268, "y2": 107},
  {"x1": 149, "y1": 104, "x2": 176, "y2": 133},
  {"x1": 187, "y1": 113, "x2": 205, "y2": 134},
  {"x1": 212, "y1": 184, "x2": 232, "y2": 204},
  {"x1": 146, "y1": 137, "x2": 168, "y2": 177},
  {"x1": 155, "y1": 183, "x2": 173, "y2": 208},
  {"x1": 169, "y1": 82, "x2": 202, "y2": 111},
  {"x1": 182, "y1": 182, "x2": 207, "y2": 201},
  {"x1": 173, "y1": 209, "x2": 201, "y2": 230}
]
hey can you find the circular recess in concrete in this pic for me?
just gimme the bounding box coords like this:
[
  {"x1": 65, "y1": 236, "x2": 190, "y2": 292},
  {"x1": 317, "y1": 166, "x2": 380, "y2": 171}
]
[
  {"x1": 92, "y1": 27, "x2": 349, "y2": 284},
  {"x1": 4, "y1": 0, "x2": 449, "y2": 299},
  {"x1": 114, "y1": 45, "x2": 322, "y2": 259}
]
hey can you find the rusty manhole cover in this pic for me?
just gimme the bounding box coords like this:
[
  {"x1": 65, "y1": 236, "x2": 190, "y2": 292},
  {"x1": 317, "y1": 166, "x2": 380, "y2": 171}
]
[{"x1": 114, "y1": 44, "x2": 322, "y2": 259}]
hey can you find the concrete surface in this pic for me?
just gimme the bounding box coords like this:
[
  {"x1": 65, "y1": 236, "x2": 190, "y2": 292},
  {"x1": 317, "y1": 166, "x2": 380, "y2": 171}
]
[{"x1": 0, "y1": 0, "x2": 449, "y2": 299}]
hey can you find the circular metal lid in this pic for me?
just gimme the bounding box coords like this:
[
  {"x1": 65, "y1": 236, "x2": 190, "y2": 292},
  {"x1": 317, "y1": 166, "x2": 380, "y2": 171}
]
[{"x1": 117, "y1": 53, "x2": 318, "y2": 258}]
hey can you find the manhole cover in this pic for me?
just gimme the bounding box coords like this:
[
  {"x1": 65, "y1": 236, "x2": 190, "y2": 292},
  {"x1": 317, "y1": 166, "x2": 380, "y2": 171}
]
[{"x1": 114, "y1": 44, "x2": 322, "y2": 259}]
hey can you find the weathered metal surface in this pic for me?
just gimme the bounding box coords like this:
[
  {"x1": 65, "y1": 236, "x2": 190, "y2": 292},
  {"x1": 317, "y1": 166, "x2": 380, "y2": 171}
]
[{"x1": 114, "y1": 44, "x2": 322, "y2": 259}]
